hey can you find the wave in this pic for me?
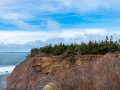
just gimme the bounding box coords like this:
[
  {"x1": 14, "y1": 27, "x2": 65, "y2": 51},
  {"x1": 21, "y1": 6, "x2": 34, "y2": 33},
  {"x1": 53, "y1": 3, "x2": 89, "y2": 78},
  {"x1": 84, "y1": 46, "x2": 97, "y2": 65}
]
[{"x1": 0, "y1": 66, "x2": 15, "y2": 75}]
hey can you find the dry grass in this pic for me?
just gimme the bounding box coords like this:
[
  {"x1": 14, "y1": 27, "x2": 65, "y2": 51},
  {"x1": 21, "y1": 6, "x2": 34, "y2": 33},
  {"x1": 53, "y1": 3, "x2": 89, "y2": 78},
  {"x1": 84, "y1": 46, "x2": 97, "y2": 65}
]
[{"x1": 43, "y1": 53, "x2": 120, "y2": 90}]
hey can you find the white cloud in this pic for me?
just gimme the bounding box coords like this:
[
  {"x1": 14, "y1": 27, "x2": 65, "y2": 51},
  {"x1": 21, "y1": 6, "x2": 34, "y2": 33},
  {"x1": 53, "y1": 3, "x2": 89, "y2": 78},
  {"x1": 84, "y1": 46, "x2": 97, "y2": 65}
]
[
  {"x1": 46, "y1": 20, "x2": 60, "y2": 30},
  {"x1": 0, "y1": 0, "x2": 119, "y2": 51},
  {"x1": 0, "y1": 28, "x2": 119, "y2": 44},
  {"x1": 0, "y1": 0, "x2": 119, "y2": 30},
  {"x1": 0, "y1": 0, "x2": 120, "y2": 20},
  {"x1": 0, "y1": 31, "x2": 49, "y2": 44},
  {"x1": 1, "y1": 13, "x2": 25, "y2": 20},
  {"x1": 61, "y1": 28, "x2": 106, "y2": 38},
  {"x1": 41, "y1": 20, "x2": 60, "y2": 30},
  {"x1": 12, "y1": 19, "x2": 40, "y2": 30}
]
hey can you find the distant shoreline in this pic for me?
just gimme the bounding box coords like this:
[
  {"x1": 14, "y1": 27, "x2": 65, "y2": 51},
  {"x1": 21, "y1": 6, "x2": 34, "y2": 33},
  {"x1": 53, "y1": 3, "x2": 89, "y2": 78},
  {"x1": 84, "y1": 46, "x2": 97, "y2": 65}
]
[{"x1": 0, "y1": 52, "x2": 30, "y2": 53}]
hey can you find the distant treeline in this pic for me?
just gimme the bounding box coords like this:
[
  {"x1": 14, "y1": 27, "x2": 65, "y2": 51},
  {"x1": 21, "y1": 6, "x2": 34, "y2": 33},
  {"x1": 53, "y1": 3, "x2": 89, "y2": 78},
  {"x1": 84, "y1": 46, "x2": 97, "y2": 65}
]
[{"x1": 30, "y1": 36, "x2": 120, "y2": 57}]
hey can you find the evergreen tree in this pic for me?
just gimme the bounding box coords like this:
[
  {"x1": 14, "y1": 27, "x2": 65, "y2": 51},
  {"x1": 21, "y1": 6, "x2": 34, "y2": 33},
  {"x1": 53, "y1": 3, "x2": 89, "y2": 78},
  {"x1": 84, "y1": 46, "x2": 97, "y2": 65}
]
[{"x1": 30, "y1": 36, "x2": 120, "y2": 57}]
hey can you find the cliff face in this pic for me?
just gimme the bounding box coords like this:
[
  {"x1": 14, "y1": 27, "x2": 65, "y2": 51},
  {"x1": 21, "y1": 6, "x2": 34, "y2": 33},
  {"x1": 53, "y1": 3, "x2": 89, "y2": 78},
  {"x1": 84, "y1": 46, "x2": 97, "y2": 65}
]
[
  {"x1": 6, "y1": 55, "x2": 47, "y2": 90},
  {"x1": 5, "y1": 54, "x2": 120, "y2": 90}
]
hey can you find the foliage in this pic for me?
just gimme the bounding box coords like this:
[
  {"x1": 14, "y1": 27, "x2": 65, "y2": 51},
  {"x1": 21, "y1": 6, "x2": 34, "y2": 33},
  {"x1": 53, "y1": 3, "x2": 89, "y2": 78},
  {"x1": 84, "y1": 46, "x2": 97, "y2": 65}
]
[{"x1": 30, "y1": 36, "x2": 120, "y2": 57}]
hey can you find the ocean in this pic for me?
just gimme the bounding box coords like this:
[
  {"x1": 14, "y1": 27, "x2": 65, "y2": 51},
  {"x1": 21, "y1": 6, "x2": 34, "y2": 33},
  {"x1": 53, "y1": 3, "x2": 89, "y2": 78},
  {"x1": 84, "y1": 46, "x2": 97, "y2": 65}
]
[
  {"x1": 0, "y1": 52, "x2": 29, "y2": 89},
  {"x1": 0, "y1": 52, "x2": 29, "y2": 75}
]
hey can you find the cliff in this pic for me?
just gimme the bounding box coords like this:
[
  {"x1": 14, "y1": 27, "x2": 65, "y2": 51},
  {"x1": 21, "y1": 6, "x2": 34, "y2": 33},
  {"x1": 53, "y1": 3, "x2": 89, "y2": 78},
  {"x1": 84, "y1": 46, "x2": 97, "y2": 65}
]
[{"x1": 5, "y1": 53, "x2": 120, "y2": 90}]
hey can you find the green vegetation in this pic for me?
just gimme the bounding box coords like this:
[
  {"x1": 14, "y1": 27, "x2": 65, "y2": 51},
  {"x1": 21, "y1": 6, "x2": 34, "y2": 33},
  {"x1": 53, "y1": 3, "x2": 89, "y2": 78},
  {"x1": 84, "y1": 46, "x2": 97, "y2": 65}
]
[{"x1": 30, "y1": 36, "x2": 120, "y2": 57}]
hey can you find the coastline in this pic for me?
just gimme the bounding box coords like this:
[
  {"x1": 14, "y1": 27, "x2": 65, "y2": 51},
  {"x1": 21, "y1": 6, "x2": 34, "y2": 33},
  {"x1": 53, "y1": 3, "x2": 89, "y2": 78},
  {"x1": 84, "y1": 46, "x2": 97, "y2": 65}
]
[
  {"x1": 0, "y1": 52, "x2": 28, "y2": 90},
  {"x1": 0, "y1": 74, "x2": 10, "y2": 90},
  {"x1": 0, "y1": 66, "x2": 15, "y2": 90}
]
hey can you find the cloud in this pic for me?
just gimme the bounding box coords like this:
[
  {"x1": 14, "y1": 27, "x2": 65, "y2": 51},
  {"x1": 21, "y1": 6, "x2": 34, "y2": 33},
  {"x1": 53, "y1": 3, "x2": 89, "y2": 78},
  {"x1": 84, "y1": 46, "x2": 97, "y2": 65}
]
[
  {"x1": 0, "y1": 28, "x2": 119, "y2": 45},
  {"x1": 0, "y1": 0, "x2": 119, "y2": 51},
  {"x1": 0, "y1": 0, "x2": 120, "y2": 19},
  {"x1": 46, "y1": 20, "x2": 60, "y2": 30},
  {"x1": 40, "y1": 20, "x2": 60, "y2": 30},
  {"x1": 0, "y1": 31, "x2": 49, "y2": 44},
  {"x1": 0, "y1": 41, "x2": 45, "y2": 52},
  {"x1": 0, "y1": 0, "x2": 119, "y2": 30},
  {"x1": 12, "y1": 19, "x2": 40, "y2": 30},
  {"x1": 0, "y1": 28, "x2": 119, "y2": 51}
]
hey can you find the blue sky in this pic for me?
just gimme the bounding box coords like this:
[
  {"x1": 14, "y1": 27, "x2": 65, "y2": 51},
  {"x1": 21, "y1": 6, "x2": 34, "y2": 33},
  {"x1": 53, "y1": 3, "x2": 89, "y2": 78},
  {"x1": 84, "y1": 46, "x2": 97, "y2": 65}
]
[{"x1": 0, "y1": 0, "x2": 120, "y2": 51}]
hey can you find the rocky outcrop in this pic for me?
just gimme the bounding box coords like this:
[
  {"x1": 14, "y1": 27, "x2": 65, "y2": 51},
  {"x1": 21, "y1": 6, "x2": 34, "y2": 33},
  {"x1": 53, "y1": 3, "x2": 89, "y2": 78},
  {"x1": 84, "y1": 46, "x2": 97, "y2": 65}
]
[
  {"x1": 5, "y1": 54, "x2": 120, "y2": 90},
  {"x1": 43, "y1": 83, "x2": 56, "y2": 90}
]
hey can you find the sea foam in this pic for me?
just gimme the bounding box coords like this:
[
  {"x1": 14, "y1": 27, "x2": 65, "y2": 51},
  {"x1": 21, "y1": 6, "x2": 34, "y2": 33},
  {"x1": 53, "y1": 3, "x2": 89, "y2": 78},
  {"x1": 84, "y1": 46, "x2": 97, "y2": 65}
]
[{"x1": 0, "y1": 66, "x2": 15, "y2": 75}]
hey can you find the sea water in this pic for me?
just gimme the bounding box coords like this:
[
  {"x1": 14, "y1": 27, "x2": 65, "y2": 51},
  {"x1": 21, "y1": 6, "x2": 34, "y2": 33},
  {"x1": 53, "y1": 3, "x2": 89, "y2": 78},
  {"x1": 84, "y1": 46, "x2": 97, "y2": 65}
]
[{"x1": 0, "y1": 52, "x2": 29, "y2": 75}]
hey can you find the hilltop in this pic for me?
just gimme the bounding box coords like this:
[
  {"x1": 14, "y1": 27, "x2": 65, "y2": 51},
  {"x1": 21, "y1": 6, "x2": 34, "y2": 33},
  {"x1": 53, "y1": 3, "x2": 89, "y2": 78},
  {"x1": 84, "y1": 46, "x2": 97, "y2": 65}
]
[{"x1": 5, "y1": 36, "x2": 120, "y2": 90}]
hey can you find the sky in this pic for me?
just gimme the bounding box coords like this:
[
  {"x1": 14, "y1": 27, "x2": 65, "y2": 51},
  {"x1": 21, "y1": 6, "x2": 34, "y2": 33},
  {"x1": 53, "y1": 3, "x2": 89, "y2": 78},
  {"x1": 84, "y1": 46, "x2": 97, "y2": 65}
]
[{"x1": 0, "y1": 0, "x2": 120, "y2": 51}]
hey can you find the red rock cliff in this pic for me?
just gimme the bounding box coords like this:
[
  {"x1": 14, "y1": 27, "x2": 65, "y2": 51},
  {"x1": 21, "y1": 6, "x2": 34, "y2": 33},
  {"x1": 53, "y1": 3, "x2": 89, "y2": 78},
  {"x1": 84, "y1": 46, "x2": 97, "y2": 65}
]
[{"x1": 5, "y1": 54, "x2": 120, "y2": 90}]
